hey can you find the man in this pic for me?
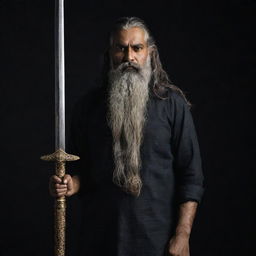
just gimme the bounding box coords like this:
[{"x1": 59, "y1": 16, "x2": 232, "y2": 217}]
[{"x1": 49, "y1": 17, "x2": 204, "y2": 256}]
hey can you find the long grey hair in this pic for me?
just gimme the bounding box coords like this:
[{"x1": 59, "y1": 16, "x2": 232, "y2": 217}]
[{"x1": 104, "y1": 17, "x2": 191, "y2": 196}]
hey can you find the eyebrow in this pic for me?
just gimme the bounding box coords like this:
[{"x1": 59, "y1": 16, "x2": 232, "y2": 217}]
[
  {"x1": 132, "y1": 44, "x2": 144, "y2": 48},
  {"x1": 115, "y1": 43, "x2": 145, "y2": 48}
]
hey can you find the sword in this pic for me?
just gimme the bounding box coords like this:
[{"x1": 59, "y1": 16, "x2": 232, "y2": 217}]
[{"x1": 41, "y1": 1, "x2": 79, "y2": 256}]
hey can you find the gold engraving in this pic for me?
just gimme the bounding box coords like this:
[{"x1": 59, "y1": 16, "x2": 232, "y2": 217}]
[
  {"x1": 41, "y1": 148, "x2": 80, "y2": 162},
  {"x1": 41, "y1": 149, "x2": 79, "y2": 256},
  {"x1": 55, "y1": 196, "x2": 66, "y2": 256}
]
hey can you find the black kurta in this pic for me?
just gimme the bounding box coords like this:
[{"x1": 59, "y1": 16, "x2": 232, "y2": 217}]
[{"x1": 68, "y1": 86, "x2": 204, "y2": 256}]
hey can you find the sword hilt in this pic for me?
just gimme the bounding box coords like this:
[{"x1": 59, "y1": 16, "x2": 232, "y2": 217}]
[{"x1": 41, "y1": 148, "x2": 79, "y2": 256}]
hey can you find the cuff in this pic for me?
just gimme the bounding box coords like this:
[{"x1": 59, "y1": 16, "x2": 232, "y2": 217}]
[{"x1": 177, "y1": 184, "x2": 205, "y2": 204}]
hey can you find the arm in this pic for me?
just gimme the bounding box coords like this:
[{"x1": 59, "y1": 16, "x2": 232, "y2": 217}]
[
  {"x1": 175, "y1": 201, "x2": 198, "y2": 237},
  {"x1": 167, "y1": 92, "x2": 204, "y2": 255},
  {"x1": 168, "y1": 201, "x2": 198, "y2": 256}
]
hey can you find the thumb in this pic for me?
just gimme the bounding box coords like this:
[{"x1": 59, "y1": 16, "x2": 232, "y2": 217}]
[
  {"x1": 63, "y1": 175, "x2": 73, "y2": 192},
  {"x1": 62, "y1": 174, "x2": 72, "y2": 185}
]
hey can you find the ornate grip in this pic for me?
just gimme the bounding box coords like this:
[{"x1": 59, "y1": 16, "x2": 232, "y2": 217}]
[
  {"x1": 54, "y1": 197, "x2": 66, "y2": 256},
  {"x1": 55, "y1": 196, "x2": 66, "y2": 256},
  {"x1": 41, "y1": 149, "x2": 79, "y2": 256},
  {"x1": 55, "y1": 161, "x2": 66, "y2": 256}
]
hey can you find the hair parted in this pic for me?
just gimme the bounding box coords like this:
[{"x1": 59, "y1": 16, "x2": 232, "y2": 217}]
[{"x1": 103, "y1": 17, "x2": 191, "y2": 106}]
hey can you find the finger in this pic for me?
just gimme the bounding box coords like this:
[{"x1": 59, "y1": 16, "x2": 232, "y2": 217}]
[
  {"x1": 63, "y1": 175, "x2": 73, "y2": 190},
  {"x1": 56, "y1": 188, "x2": 67, "y2": 193},
  {"x1": 51, "y1": 175, "x2": 62, "y2": 184},
  {"x1": 67, "y1": 180, "x2": 73, "y2": 191},
  {"x1": 50, "y1": 188, "x2": 63, "y2": 197},
  {"x1": 55, "y1": 184, "x2": 67, "y2": 189}
]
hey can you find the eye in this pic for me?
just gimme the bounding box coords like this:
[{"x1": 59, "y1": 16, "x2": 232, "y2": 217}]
[
  {"x1": 133, "y1": 45, "x2": 143, "y2": 52},
  {"x1": 116, "y1": 45, "x2": 125, "y2": 52}
]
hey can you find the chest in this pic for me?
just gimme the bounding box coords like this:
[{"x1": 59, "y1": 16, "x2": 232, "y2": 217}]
[{"x1": 86, "y1": 98, "x2": 173, "y2": 158}]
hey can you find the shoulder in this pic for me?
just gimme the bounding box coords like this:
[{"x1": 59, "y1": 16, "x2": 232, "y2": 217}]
[
  {"x1": 165, "y1": 87, "x2": 190, "y2": 112},
  {"x1": 152, "y1": 84, "x2": 190, "y2": 107}
]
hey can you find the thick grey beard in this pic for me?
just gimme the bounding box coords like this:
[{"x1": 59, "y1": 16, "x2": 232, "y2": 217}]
[{"x1": 108, "y1": 56, "x2": 152, "y2": 197}]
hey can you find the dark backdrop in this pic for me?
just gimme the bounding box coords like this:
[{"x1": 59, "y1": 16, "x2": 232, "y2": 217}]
[{"x1": 0, "y1": 0, "x2": 255, "y2": 255}]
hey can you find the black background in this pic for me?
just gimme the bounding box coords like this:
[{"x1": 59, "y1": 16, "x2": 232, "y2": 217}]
[{"x1": 0, "y1": 0, "x2": 255, "y2": 255}]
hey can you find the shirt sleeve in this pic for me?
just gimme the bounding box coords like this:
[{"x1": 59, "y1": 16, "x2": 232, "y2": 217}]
[{"x1": 167, "y1": 90, "x2": 204, "y2": 204}]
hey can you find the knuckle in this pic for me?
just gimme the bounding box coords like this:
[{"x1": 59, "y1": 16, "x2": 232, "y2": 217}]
[
  {"x1": 168, "y1": 250, "x2": 175, "y2": 255},
  {"x1": 54, "y1": 176, "x2": 62, "y2": 183}
]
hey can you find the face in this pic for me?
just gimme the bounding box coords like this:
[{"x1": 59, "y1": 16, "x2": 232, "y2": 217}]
[{"x1": 110, "y1": 27, "x2": 150, "y2": 70}]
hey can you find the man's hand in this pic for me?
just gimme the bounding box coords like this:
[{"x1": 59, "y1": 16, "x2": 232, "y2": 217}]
[
  {"x1": 168, "y1": 233, "x2": 190, "y2": 256},
  {"x1": 49, "y1": 174, "x2": 78, "y2": 197}
]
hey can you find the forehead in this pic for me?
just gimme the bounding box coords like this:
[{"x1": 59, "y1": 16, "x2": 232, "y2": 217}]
[{"x1": 112, "y1": 27, "x2": 147, "y2": 45}]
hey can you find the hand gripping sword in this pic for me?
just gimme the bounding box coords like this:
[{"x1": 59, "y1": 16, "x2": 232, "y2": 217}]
[{"x1": 41, "y1": 1, "x2": 79, "y2": 256}]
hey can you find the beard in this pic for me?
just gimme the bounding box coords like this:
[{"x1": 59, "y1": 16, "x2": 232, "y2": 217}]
[{"x1": 107, "y1": 55, "x2": 152, "y2": 197}]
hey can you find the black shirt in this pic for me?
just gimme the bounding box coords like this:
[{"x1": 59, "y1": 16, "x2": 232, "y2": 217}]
[{"x1": 68, "y1": 86, "x2": 204, "y2": 256}]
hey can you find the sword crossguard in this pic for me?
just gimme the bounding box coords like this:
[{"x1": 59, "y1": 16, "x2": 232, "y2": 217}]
[
  {"x1": 41, "y1": 148, "x2": 80, "y2": 162},
  {"x1": 41, "y1": 148, "x2": 80, "y2": 178}
]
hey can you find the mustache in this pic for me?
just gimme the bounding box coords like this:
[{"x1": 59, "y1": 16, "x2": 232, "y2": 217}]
[{"x1": 116, "y1": 62, "x2": 141, "y2": 73}]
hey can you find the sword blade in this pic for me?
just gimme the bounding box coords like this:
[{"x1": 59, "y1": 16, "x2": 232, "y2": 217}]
[{"x1": 55, "y1": 0, "x2": 65, "y2": 150}]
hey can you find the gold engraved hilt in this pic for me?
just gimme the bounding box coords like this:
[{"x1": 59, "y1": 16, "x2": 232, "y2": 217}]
[{"x1": 41, "y1": 149, "x2": 79, "y2": 256}]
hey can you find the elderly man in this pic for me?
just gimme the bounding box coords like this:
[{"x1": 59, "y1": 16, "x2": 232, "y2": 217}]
[{"x1": 49, "y1": 17, "x2": 204, "y2": 256}]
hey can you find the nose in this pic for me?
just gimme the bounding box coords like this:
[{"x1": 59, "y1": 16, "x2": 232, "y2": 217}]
[{"x1": 124, "y1": 46, "x2": 134, "y2": 62}]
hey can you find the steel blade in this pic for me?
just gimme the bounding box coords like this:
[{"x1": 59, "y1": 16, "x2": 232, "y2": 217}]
[{"x1": 55, "y1": 0, "x2": 65, "y2": 150}]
